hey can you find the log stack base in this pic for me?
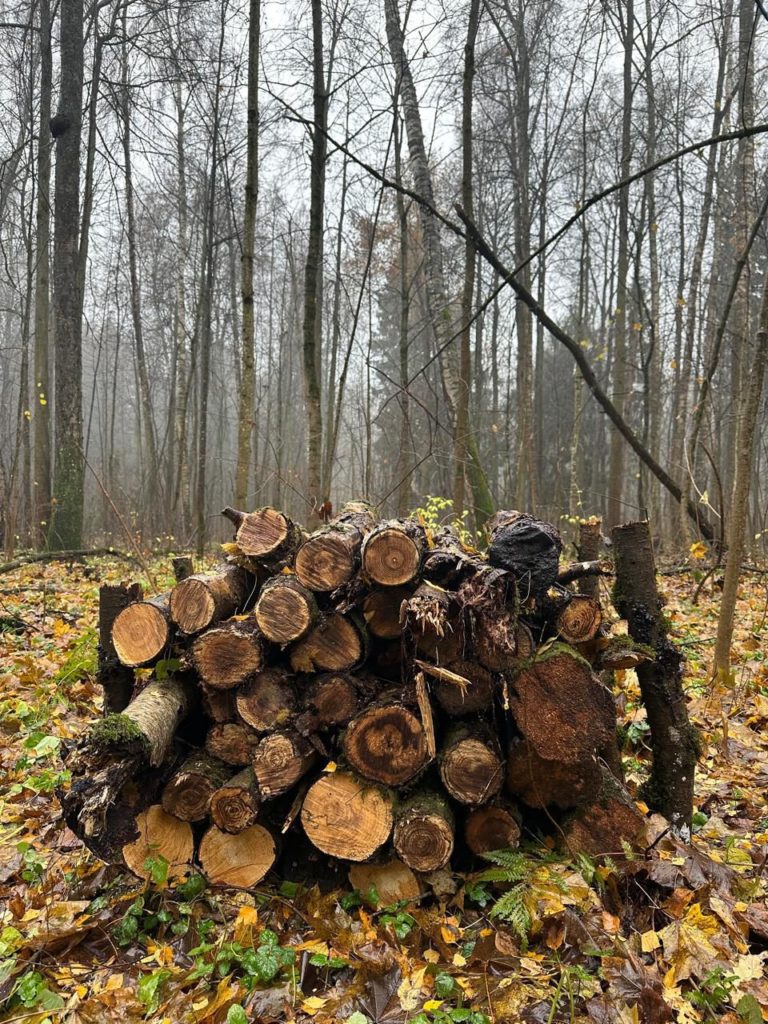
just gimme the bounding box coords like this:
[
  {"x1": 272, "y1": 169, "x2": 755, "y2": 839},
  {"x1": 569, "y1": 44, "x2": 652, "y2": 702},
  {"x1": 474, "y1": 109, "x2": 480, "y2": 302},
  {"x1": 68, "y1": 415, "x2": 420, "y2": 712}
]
[{"x1": 62, "y1": 500, "x2": 649, "y2": 889}]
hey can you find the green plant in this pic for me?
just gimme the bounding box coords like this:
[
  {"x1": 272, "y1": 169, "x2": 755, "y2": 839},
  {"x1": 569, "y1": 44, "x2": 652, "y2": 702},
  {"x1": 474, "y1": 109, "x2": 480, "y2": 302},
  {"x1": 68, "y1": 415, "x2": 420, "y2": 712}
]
[
  {"x1": 411, "y1": 496, "x2": 475, "y2": 545},
  {"x1": 684, "y1": 967, "x2": 737, "y2": 1013},
  {"x1": 55, "y1": 627, "x2": 98, "y2": 685},
  {"x1": 138, "y1": 968, "x2": 172, "y2": 1016},
  {"x1": 11, "y1": 970, "x2": 65, "y2": 1013},
  {"x1": 380, "y1": 909, "x2": 416, "y2": 941},
  {"x1": 189, "y1": 928, "x2": 295, "y2": 989},
  {"x1": 412, "y1": 1006, "x2": 490, "y2": 1024},
  {"x1": 476, "y1": 849, "x2": 568, "y2": 948}
]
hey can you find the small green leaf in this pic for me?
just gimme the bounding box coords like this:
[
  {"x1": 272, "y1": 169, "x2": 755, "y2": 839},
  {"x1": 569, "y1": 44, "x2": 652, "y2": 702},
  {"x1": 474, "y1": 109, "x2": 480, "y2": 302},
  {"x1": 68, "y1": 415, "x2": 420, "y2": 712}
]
[
  {"x1": 434, "y1": 972, "x2": 455, "y2": 998},
  {"x1": 226, "y1": 1005, "x2": 249, "y2": 1024}
]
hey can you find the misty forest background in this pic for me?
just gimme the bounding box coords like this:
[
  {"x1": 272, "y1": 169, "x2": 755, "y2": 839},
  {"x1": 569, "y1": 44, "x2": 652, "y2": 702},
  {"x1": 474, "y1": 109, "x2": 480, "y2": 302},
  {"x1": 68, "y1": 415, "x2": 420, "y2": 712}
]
[{"x1": 1, "y1": 0, "x2": 767, "y2": 560}]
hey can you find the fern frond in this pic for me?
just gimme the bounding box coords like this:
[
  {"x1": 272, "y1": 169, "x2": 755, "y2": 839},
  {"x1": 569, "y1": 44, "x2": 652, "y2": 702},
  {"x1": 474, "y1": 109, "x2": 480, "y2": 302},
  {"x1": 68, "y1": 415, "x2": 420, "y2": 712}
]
[{"x1": 489, "y1": 883, "x2": 531, "y2": 941}]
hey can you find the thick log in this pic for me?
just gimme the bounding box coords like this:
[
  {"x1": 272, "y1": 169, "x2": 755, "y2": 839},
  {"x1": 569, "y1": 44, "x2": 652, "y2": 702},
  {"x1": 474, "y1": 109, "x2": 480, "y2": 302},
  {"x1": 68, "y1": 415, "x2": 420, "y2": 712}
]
[
  {"x1": 362, "y1": 586, "x2": 412, "y2": 639},
  {"x1": 223, "y1": 505, "x2": 303, "y2": 568},
  {"x1": 301, "y1": 771, "x2": 394, "y2": 861},
  {"x1": 170, "y1": 563, "x2": 251, "y2": 634},
  {"x1": 506, "y1": 737, "x2": 602, "y2": 810},
  {"x1": 210, "y1": 767, "x2": 260, "y2": 833},
  {"x1": 487, "y1": 511, "x2": 562, "y2": 599},
  {"x1": 420, "y1": 526, "x2": 494, "y2": 588},
  {"x1": 289, "y1": 613, "x2": 366, "y2": 672},
  {"x1": 199, "y1": 823, "x2": 276, "y2": 887},
  {"x1": 111, "y1": 593, "x2": 172, "y2": 667},
  {"x1": 205, "y1": 722, "x2": 260, "y2": 765},
  {"x1": 563, "y1": 767, "x2": 646, "y2": 858},
  {"x1": 295, "y1": 502, "x2": 376, "y2": 591},
  {"x1": 361, "y1": 519, "x2": 426, "y2": 586},
  {"x1": 161, "y1": 751, "x2": 229, "y2": 821},
  {"x1": 295, "y1": 673, "x2": 363, "y2": 734},
  {"x1": 393, "y1": 792, "x2": 454, "y2": 872},
  {"x1": 465, "y1": 804, "x2": 521, "y2": 856},
  {"x1": 191, "y1": 617, "x2": 264, "y2": 689},
  {"x1": 98, "y1": 582, "x2": 142, "y2": 712},
  {"x1": 254, "y1": 575, "x2": 319, "y2": 643},
  {"x1": 343, "y1": 702, "x2": 430, "y2": 786},
  {"x1": 251, "y1": 730, "x2": 317, "y2": 797},
  {"x1": 439, "y1": 724, "x2": 504, "y2": 806},
  {"x1": 348, "y1": 858, "x2": 420, "y2": 904},
  {"x1": 236, "y1": 668, "x2": 297, "y2": 732},
  {"x1": 612, "y1": 520, "x2": 698, "y2": 831},
  {"x1": 556, "y1": 595, "x2": 603, "y2": 644},
  {"x1": 433, "y1": 659, "x2": 495, "y2": 716},
  {"x1": 122, "y1": 805, "x2": 194, "y2": 879},
  {"x1": 510, "y1": 645, "x2": 616, "y2": 767}
]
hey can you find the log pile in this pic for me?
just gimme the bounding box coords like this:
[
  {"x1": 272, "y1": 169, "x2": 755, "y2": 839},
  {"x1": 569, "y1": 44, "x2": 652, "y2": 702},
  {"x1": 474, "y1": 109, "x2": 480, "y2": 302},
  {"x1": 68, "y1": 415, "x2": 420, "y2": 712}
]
[{"x1": 62, "y1": 503, "x2": 648, "y2": 891}]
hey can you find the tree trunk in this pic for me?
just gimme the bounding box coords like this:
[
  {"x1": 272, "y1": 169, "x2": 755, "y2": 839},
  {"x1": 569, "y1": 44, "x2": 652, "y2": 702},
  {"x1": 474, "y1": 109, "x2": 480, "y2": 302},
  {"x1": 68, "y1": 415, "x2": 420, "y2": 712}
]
[{"x1": 98, "y1": 582, "x2": 142, "y2": 712}]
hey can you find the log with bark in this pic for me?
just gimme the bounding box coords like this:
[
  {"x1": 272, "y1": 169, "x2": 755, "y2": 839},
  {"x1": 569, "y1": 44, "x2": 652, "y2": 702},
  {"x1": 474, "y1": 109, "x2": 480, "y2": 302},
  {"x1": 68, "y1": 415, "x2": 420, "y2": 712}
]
[{"x1": 62, "y1": 498, "x2": 666, "y2": 885}]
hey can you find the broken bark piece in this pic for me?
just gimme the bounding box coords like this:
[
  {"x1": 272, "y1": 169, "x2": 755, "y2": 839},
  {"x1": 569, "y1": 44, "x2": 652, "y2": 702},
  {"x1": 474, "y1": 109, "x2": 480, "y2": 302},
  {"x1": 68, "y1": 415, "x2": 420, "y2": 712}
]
[
  {"x1": 191, "y1": 616, "x2": 263, "y2": 689},
  {"x1": 510, "y1": 645, "x2": 616, "y2": 767},
  {"x1": 506, "y1": 737, "x2": 602, "y2": 810},
  {"x1": 464, "y1": 804, "x2": 521, "y2": 855},
  {"x1": 433, "y1": 660, "x2": 495, "y2": 716},
  {"x1": 343, "y1": 703, "x2": 430, "y2": 786},
  {"x1": 576, "y1": 517, "x2": 602, "y2": 600},
  {"x1": 170, "y1": 564, "x2": 251, "y2": 634},
  {"x1": 210, "y1": 768, "x2": 260, "y2": 833},
  {"x1": 161, "y1": 751, "x2": 230, "y2": 821},
  {"x1": 251, "y1": 730, "x2": 317, "y2": 798},
  {"x1": 348, "y1": 858, "x2": 420, "y2": 904},
  {"x1": 122, "y1": 805, "x2": 194, "y2": 879},
  {"x1": 111, "y1": 594, "x2": 172, "y2": 667},
  {"x1": 556, "y1": 595, "x2": 602, "y2": 644},
  {"x1": 289, "y1": 613, "x2": 366, "y2": 672},
  {"x1": 236, "y1": 668, "x2": 297, "y2": 732},
  {"x1": 362, "y1": 586, "x2": 412, "y2": 639},
  {"x1": 393, "y1": 792, "x2": 454, "y2": 872},
  {"x1": 301, "y1": 771, "x2": 394, "y2": 861},
  {"x1": 439, "y1": 724, "x2": 504, "y2": 805},
  {"x1": 171, "y1": 555, "x2": 194, "y2": 582},
  {"x1": 362, "y1": 519, "x2": 426, "y2": 586},
  {"x1": 295, "y1": 503, "x2": 376, "y2": 591},
  {"x1": 473, "y1": 605, "x2": 518, "y2": 673},
  {"x1": 199, "y1": 823, "x2": 276, "y2": 887},
  {"x1": 205, "y1": 722, "x2": 260, "y2": 766},
  {"x1": 487, "y1": 511, "x2": 562, "y2": 599},
  {"x1": 254, "y1": 575, "x2": 319, "y2": 644}
]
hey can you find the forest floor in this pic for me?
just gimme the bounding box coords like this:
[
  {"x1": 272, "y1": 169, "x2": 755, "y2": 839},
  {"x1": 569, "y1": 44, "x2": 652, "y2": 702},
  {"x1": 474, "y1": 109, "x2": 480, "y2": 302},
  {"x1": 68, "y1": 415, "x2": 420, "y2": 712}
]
[{"x1": 0, "y1": 554, "x2": 766, "y2": 1024}]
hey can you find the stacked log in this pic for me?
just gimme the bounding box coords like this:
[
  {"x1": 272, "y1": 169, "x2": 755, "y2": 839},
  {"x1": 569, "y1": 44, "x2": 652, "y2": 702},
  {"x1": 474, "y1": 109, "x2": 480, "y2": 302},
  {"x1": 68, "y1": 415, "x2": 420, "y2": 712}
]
[{"x1": 62, "y1": 501, "x2": 647, "y2": 889}]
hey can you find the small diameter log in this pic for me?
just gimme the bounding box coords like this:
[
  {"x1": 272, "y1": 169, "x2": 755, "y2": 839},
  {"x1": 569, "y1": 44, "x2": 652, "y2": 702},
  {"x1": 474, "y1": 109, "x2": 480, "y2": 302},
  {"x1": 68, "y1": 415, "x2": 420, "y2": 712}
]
[
  {"x1": 510, "y1": 645, "x2": 616, "y2": 768},
  {"x1": 200, "y1": 684, "x2": 237, "y2": 724},
  {"x1": 487, "y1": 511, "x2": 562, "y2": 599},
  {"x1": 199, "y1": 823, "x2": 276, "y2": 887},
  {"x1": 297, "y1": 673, "x2": 362, "y2": 732},
  {"x1": 210, "y1": 768, "x2": 260, "y2": 833},
  {"x1": 361, "y1": 519, "x2": 426, "y2": 586},
  {"x1": 363, "y1": 586, "x2": 412, "y2": 639},
  {"x1": 169, "y1": 563, "x2": 250, "y2": 634},
  {"x1": 171, "y1": 555, "x2": 194, "y2": 582},
  {"x1": 236, "y1": 668, "x2": 296, "y2": 732},
  {"x1": 289, "y1": 613, "x2": 366, "y2": 672},
  {"x1": 191, "y1": 617, "x2": 263, "y2": 689},
  {"x1": 205, "y1": 722, "x2": 260, "y2": 765},
  {"x1": 161, "y1": 752, "x2": 230, "y2": 822},
  {"x1": 223, "y1": 505, "x2": 303, "y2": 567},
  {"x1": 301, "y1": 770, "x2": 394, "y2": 861},
  {"x1": 348, "y1": 858, "x2": 420, "y2": 904},
  {"x1": 343, "y1": 703, "x2": 430, "y2": 786},
  {"x1": 295, "y1": 503, "x2": 376, "y2": 591},
  {"x1": 433, "y1": 660, "x2": 495, "y2": 716},
  {"x1": 393, "y1": 792, "x2": 454, "y2": 872},
  {"x1": 254, "y1": 576, "x2": 318, "y2": 644},
  {"x1": 251, "y1": 730, "x2": 317, "y2": 798},
  {"x1": 465, "y1": 804, "x2": 521, "y2": 856},
  {"x1": 612, "y1": 520, "x2": 698, "y2": 831},
  {"x1": 506, "y1": 738, "x2": 601, "y2": 810},
  {"x1": 439, "y1": 724, "x2": 504, "y2": 806},
  {"x1": 112, "y1": 593, "x2": 172, "y2": 667},
  {"x1": 122, "y1": 805, "x2": 194, "y2": 879},
  {"x1": 98, "y1": 582, "x2": 142, "y2": 713},
  {"x1": 556, "y1": 595, "x2": 602, "y2": 644},
  {"x1": 576, "y1": 517, "x2": 602, "y2": 600}
]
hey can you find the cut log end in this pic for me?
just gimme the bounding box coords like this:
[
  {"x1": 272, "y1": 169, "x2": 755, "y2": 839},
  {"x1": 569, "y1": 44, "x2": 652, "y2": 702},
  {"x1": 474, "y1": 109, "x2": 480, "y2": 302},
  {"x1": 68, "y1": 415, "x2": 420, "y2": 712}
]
[
  {"x1": 210, "y1": 768, "x2": 260, "y2": 833},
  {"x1": 556, "y1": 595, "x2": 602, "y2": 644},
  {"x1": 255, "y1": 579, "x2": 316, "y2": 644},
  {"x1": 122, "y1": 805, "x2": 194, "y2": 879},
  {"x1": 160, "y1": 753, "x2": 229, "y2": 822},
  {"x1": 112, "y1": 602, "x2": 169, "y2": 667},
  {"x1": 348, "y1": 858, "x2": 420, "y2": 904},
  {"x1": 295, "y1": 534, "x2": 356, "y2": 591},
  {"x1": 192, "y1": 620, "x2": 263, "y2": 689},
  {"x1": 464, "y1": 805, "x2": 520, "y2": 856},
  {"x1": 289, "y1": 614, "x2": 364, "y2": 672},
  {"x1": 344, "y1": 704, "x2": 429, "y2": 786},
  {"x1": 301, "y1": 771, "x2": 393, "y2": 861},
  {"x1": 236, "y1": 507, "x2": 292, "y2": 558},
  {"x1": 199, "y1": 823, "x2": 276, "y2": 887},
  {"x1": 206, "y1": 722, "x2": 259, "y2": 766},
  {"x1": 170, "y1": 579, "x2": 216, "y2": 634},
  {"x1": 252, "y1": 731, "x2": 316, "y2": 797},
  {"x1": 363, "y1": 587, "x2": 411, "y2": 639},
  {"x1": 440, "y1": 734, "x2": 504, "y2": 806},
  {"x1": 363, "y1": 528, "x2": 422, "y2": 586},
  {"x1": 394, "y1": 795, "x2": 454, "y2": 872}
]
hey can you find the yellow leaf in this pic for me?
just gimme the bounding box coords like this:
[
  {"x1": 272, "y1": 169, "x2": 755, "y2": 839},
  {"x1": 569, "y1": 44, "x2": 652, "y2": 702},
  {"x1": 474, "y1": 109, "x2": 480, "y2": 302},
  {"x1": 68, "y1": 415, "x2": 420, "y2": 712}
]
[
  {"x1": 689, "y1": 541, "x2": 707, "y2": 560},
  {"x1": 324, "y1": 761, "x2": 337, "y2": 773},
  {"x1": 424, "y1": 1000, "x2": 444, "y2": 1011},
  {"x1": 452, "y1": 953, "x2": 467, "y2": 967},
  {"x1": 398, "y1": 966, "x2": 427, "y2": 1011},
  {"x1": 423, "y1": 949, "x2": 440, "y2": 963},
  {"x1": 641, "y1": 930, "x2": 661, "y2": 952},
  {"x1": 234, "y1": 905, "x2": 258, "y2": 944}
]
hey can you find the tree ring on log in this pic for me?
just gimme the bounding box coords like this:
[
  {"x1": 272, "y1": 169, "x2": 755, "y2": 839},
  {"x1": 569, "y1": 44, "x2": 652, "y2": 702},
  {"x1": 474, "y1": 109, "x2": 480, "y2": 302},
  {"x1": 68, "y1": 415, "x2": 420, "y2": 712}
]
[
  {"x1": 363, "y1": 529, "x2": 422, "y2": 586},
  {"x1": 112, "y1": 603, "x2": 168, "y2": 667},
  {"x1": 301, "y1": 771, "x2": 393, "y2": 861},
  {"x1": 344, "y1": 706, "x2": 429, "y2": 785},
  {"x1": 122, "y1": 805, "x2": 194, "y2": 879}
]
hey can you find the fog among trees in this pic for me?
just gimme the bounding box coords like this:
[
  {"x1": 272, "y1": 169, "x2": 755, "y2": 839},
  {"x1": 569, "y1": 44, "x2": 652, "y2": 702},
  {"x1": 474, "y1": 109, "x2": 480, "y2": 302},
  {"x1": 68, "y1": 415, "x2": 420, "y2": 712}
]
[{"x1": 1, "y1": 0, "x2": 767, "y2": 559}]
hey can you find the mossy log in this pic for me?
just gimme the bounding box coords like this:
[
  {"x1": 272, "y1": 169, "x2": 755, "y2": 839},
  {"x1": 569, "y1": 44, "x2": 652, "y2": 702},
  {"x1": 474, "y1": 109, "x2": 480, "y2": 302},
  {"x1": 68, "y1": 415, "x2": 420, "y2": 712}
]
[
  {"x1": 562, "y1": 766, "x2": 646, "y2": 858},
  {"x1": 169, "y1": 564, "x2": 251, "y2": 635},
  {"x1": 301, "y1": 771, "x2": 394, "y2": 861}
]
